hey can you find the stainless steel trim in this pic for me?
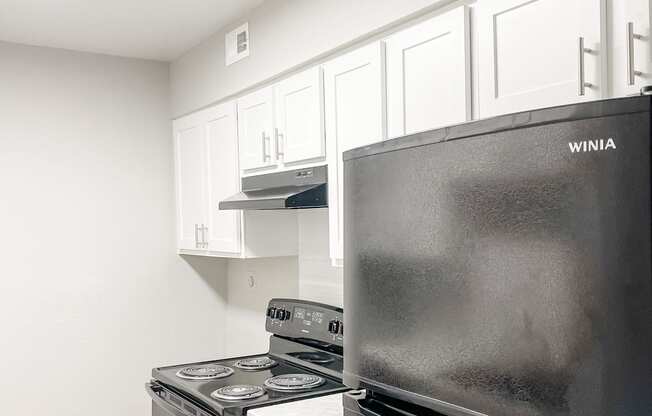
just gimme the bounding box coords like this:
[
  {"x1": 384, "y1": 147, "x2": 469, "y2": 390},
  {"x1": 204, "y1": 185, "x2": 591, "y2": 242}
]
[
  {"x1": 202, "y1": 224, "x2": 208, "y2": 248},
  {"x1": 194, "y1": 224, "x2": 199, "y2": 249},
  {"x1": 627, "y1": 22, "x2": 643, "y2": 86},
  {"x1": 241, "y1": 165, "x2": 327, "y2": 191},
  {"x1": 578, "y1": 37, "x2": 593, "y2": 96},
  {"x1": 275, "y1": 127, "x2": 284, "y2": 160},
  {"x1": 218, "y1": 165, "x2": 328, "y2": 210},
  {"x1": 261, "y1": 132, "x2": 266, "y2": 163}
]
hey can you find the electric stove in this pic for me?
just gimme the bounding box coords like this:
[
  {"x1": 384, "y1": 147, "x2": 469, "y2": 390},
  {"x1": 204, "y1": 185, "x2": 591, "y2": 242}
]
[{"x1": 147, "y1": 299, "x2": 347, "y2": 416}]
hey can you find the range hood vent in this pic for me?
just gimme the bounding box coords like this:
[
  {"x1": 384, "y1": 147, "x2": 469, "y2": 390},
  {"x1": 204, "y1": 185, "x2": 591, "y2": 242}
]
[{"x1": 219, "y1": 166, "x2": 327, "y2": 210}]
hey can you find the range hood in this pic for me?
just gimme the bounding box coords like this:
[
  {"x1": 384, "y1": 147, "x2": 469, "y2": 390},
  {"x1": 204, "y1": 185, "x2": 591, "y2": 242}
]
[{"x1": 219, "y1": 166, "x2": 327, "y2": 210}]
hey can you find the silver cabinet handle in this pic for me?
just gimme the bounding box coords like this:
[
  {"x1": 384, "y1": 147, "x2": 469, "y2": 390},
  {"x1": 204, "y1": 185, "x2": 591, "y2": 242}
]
[
  {"x1": 194, "y1": 223, "x2": 200, "y2": 248},
  {"x1": 627, "y1": 22, "x2": 643, "y2": 86},
  {"x1": 275, "y1": 127, "x2": 284, "y2": 160},
  {"x1": 265, "y1": 133, "x2": 271, "y2": 162},
  {"x1": 578, "y1": 37, "x2": 594, "y2": 96},
  {"x1": 201, "y1": 224, "x2": 208, "y2": 248},
  {"x1": 261, "y1": 131, "x2": 271, "y2": 163}
]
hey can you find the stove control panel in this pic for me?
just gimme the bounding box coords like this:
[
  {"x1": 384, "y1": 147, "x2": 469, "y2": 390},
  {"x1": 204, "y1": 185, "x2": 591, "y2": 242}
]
[{"x1": 266, "y1": 298, "x2": 343, "y2": 347}]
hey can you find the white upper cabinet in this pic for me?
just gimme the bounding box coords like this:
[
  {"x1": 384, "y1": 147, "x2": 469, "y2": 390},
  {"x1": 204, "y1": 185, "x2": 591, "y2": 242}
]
[
  {"x1": 173, "y1": 101, "x2": 298, "y2": 258},
  {"x1": 275, "y1": 67, "x2": 325, "y2": 165},
  {"x1": 204, "y1": 103, "x2": 241, "y2": 254},
  {"x1": 237, "y1": 68, "x2": 325, "y2": 176},
  {"x1": 324, "y1": 42, "x2": 386, "y2": 264},
  {"x1": 477, "y1": 0, "x2": 603, "y2": 117},
  {"x1": 174, "y1": 0, "x2": 647, "y2": 263},
  {"x1": 174, "y1": 103, "x2": 241, "y2": 254},
  {"x1": 237, "y1": 87, "x2": 276, "y2": 172},
  {"x1": 174, "y1": 114, "x2": 207, "y2": 251},
  {"x1": 610, "y1": 0, "x2": 650, "y2": 97},
  {"x1": 386, "y1": 6, "x2": 471, "y2": 138}
]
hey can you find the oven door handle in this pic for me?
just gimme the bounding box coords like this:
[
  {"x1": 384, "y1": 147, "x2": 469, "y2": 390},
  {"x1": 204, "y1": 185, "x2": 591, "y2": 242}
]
[{"x1": 146, "y1": 382, "x2": 189, "y2": 416}]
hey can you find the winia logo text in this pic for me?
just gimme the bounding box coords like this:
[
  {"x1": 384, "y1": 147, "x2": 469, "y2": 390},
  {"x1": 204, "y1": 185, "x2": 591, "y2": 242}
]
[{"x1": 568, "y1": 138, "x2": 616, "y2": 153}]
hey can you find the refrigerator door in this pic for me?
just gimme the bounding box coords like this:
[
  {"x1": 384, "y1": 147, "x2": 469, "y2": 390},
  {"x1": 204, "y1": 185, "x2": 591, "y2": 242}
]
[{"x1": 344, "y1": 99, "x2": 652, "y2": 416}]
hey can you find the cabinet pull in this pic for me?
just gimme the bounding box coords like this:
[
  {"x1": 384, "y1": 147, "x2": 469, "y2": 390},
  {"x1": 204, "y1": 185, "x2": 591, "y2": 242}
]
[
  {"x1": 194, "y1": 224, "x2": 200, "y2": 249},
  {"x1": 261, "y1": 131, "x2": 271, "y2": 163},
  {"x1": 201, "y1": 224, "x2": 208, "y2": 248},
  {"x1": 627, "y1": 22, "x2": 643, "y2": 86},
  {"x1": 275, "y1": 128, "x2": 284, "y2": 160},
  {"x1": 578, "y1": 37, "x2": 593, "y2": 96}
]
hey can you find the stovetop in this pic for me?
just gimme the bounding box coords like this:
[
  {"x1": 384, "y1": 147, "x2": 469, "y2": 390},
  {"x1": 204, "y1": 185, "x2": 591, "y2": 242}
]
[
  {"x1": 152, "y1": 351, "x2": 347, "y2": 416},
  {"x1": 149, "y1": 299, "x2": 347, "y2": 416}
]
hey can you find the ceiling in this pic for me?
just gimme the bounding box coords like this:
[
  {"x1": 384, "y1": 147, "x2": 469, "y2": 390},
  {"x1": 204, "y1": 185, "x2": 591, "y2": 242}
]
[{"x1": 0, "y1": 0, "x2": 264, "y2": 61}]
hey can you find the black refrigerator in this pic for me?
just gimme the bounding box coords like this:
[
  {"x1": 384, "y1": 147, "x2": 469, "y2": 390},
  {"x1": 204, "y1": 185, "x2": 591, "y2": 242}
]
[{"x1": 343, "y1": 96, "x2": 652, "y2": 416}]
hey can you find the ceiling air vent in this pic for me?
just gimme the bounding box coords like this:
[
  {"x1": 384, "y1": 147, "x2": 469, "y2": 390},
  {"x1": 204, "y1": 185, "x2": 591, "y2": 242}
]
[{"x1": 225, "y1": 22, "x2": 249, "y2": 66}]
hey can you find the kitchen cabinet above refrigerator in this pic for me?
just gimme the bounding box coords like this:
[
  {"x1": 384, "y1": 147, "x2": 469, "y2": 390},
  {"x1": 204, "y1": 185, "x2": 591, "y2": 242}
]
[
  {"x1": 610, "y1": 0, "x2": 651, "y2": 97},
  {"x1": 476, "y1": 0, "x2": 604, "y2": 117}
]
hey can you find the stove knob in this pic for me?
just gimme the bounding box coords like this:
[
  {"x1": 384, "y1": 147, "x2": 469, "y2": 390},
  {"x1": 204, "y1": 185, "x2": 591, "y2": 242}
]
[
  {"x1": 328, "y1": 320, "x2": 339, "y2": 334},
  {"x1": 267, "y1": 307, "x2": 276, "y2": 318},
  {"x1": 275, "y1": 308, "x2": 287, "y2": 320},
  {"x1": 338, "y1": 321, "x2": 343, "y2": 335}
]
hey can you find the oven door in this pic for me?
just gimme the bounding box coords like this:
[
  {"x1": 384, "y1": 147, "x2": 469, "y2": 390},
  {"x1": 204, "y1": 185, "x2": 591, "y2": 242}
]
[{"x1": 146, "y1": 381, "x2": 215, "y2": 416}]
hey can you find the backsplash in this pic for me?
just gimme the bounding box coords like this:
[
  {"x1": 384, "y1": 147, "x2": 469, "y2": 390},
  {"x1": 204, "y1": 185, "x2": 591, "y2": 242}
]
[
  {"x1": 224, "y1": 209, "x2": 342, "y2": 356},
  {"x1": 225, "y1": 257, "x2": 299, "y2": 356},
  {"x1": 298, "y1": 209, "x2": 343, "y2": 307}
]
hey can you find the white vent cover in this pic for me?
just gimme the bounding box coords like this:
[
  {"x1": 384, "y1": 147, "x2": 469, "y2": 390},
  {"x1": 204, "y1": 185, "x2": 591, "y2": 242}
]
[{"x1": 225, "y1": 23, "x2": 249, "y2": 66}]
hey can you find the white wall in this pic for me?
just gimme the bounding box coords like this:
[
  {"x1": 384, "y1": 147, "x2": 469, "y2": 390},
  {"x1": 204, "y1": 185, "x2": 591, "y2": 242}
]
[
  {"x1": 225, "y1": 257, "x2": 299, "y2": 356},
  {"x1": 170, "y1": 0, "x2": 450, "y2": 117},
  {"x1": 222, "y1": 211, "x2": 341, "y2": 356},
  {"x1": 0, "y1": 41, "x2": 229, "y2": 416}
]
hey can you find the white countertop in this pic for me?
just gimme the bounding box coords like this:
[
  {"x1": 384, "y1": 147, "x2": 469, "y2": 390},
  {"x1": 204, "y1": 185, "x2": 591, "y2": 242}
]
[{"x1": 247, "y1": 393, "x2": 344, "y2": 416}]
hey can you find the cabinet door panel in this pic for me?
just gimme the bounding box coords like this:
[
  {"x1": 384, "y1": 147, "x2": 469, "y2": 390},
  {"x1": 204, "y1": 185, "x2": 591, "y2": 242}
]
[
  {"x1": 205, "y1": 102, "x2": 241, "y2": 254},
  {"x1": 237, "y1": 87, "x2": 275, "y2": 172},
  {"x1": 324, "y1": 42, "x2": 385, "y2": 263},
  {"x1": 276, "y1": 67, "x2": 325, "y2": 164},
  {"x1": 386, "y1": 6, "x2": 471, "y2": 138},
  {"x1": 478, "y1": 0, "x2": 602, "y2": 117},
  {"x1": 611, "y1": 0, "x2": 650, "y2": 97},
  {"x1": 174, "y1": 118, "x2": 205, "y2": 251}
]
